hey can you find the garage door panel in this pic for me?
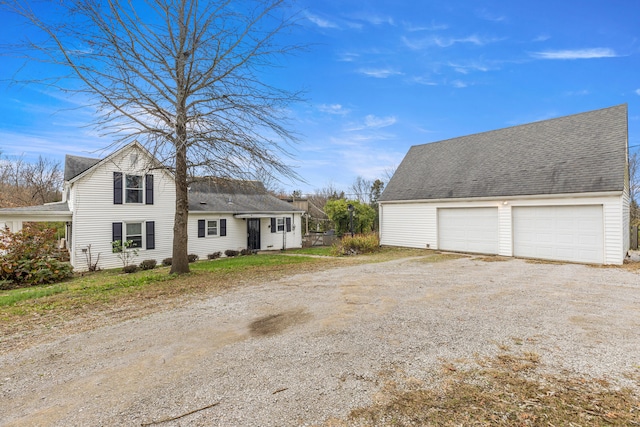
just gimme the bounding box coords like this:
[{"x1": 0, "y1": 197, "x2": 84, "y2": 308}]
[
  {"x1": 513, "y1": 205, "x2": 603, "y2": 263},
  {"x1": 438, "y1": 208, "x2": 498, "y2": 254}
]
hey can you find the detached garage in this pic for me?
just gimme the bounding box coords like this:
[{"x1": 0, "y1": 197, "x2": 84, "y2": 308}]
[{"x1": 379, "y1": 105, "x2": 630, "y2": 265}]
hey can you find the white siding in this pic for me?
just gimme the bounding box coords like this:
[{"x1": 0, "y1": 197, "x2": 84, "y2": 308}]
[
  {"x1": 188, "y1": 214, "x2": 302, "y2": 260},
  {"x1": 380, "y1": 203, "x2": 435, "y2": 249},
  {"x1": 71, "y1": 146, "x2": 176, "y2": 271},
  {"x1": 261, "y1": 214, "x2": 303, "y2": 250},
  {"x1": 379, "y1": 193, "x2": 626, "y2": 264}
]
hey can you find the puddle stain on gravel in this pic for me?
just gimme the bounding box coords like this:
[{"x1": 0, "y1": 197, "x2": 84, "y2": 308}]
[{"x1": 249, "y1": 308, "x2": 312, "y2": 337}]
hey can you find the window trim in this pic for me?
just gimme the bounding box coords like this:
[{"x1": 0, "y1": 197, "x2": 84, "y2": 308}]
[
  {"x1": 125, "y1": 221, "x2": 143, "y2": 248},
  {"x1": 125, "y1": 174, "x2": 144, "y2": 204},
  {"x1": 277, "y1": 217, "x2": 285, "y2": 232},
  {"x1": 207, "y1": 219, "x2": 218, "y2": 236}
]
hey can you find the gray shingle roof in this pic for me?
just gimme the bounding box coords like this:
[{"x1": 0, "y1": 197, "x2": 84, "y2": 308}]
[
  {"x1": 0, "y1": 202, "x2": 70, "y2": 213},
  {"x1": 188, "y1": 178, "x2": 302, "y2": 213},
  {"x1": 379, "y1": 104, "x2": 628, "y2": 202},
  {"x1": 64, "y1": 155, "x2": 101, "y2": 181}
]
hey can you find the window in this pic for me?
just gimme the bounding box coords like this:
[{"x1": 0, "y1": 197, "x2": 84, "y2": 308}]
[
  {"x1": 277, "y1": 218, "x2": 285, "y2": 232},
  {"x1": 125, "y1": 175, "x2": 143, "y2": 203},
  {"x1": 126, "y1": 222, "x2": 143, "y2": 248},
  {"x1": 207, "y1": 220, "x2": 218, "y2": 236}
]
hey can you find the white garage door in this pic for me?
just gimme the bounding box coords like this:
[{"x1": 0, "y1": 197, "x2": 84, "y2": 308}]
[
  {"x1": 438, "y1": 208, "x2": 499, "y2": 254},
  {"x1": 513, "y1": 205, "x2": 603, "y2": 264}
]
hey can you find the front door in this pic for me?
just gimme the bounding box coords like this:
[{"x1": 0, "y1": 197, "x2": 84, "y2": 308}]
[{"x1": 247, "y1": 218, "x2": 260, "y2": 250}]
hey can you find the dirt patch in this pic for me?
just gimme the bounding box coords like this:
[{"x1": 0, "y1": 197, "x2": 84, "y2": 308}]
[
  {"x1": 475, "y1": 255, "x2": 512, "y2": 262},
  {"x1": 249, "y1": 308, "x2": 312, "y2": 337}
]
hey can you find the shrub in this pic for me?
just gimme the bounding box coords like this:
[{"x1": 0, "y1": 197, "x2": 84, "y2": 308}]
[
  {"x1": 331, "y1": 233, "x2": 380, "y2": 256},
  {"x1": 224, "y1": 249, "x2": 239, "y2": 257},
  {"x1": 240, "y1": 248, "x2": 254, "y2": 256},
  {"x1": 123, "y1": 264, "x2": 139, "y2": 274},
  {"x1": 207, "y1": 252, "x2": 222, "y2": 260},
  {"x1": 0, "y1": 227, "x2": 73, "y2": 287},
  {"x1": 187, "y1": 254, "x2": 199, "y2": 263},
  {"x1": 139, "y1": 259, "x2": 157, "y2": 270},
  {"x1": 162, "y1": 257, "x2": 173, "y2": 266}
]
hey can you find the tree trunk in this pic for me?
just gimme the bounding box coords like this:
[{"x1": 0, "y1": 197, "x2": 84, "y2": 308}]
[{"x1": 171, "y1": 141, "x2": 190, "y2": 274}]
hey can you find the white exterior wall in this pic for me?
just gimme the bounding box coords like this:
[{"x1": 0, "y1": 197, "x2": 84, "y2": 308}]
[
  {"x1": 188, "y1": 213, "x2": 302, "y2": 260},
  {"x1": 70, "y1": 146, "x2": 176, "y2": 271},
  {"x1": 380, "y1": 193, "x2": 626, "y2": 264},
  {"x1": 188, "y1": 214, "x2": 247, "y2": 259},
  {"x1": 261, "y1": 214, "x2": 302, "y2": 250}
]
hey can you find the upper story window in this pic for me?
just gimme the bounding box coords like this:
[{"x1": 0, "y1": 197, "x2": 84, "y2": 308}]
[
  {"x1": 114, "y1": 172, "x2": 154, "y2": 205},
  {"x1": 126, "y1": 175, "x2": 143, "y2": 203}
]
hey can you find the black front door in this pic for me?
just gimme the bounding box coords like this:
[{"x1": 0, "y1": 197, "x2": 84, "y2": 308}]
[{"x1": 247, "y1": 218, "x2": 260, "y2": 250}]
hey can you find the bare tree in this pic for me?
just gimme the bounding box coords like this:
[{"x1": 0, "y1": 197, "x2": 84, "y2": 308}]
[
  {"x1": 0, "y1": 155, "x2": 63, "y2": 207},
  {"x1": 5, "y1": 0, "x2": 303, "y2": 274},
  {"x1": 349, "y1": 176, "x2": 373, "y2": 204}
]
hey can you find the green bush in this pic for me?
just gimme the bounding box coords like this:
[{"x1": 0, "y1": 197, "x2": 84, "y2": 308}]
[
  {"x1": 331, "y1": 233, "x2": 380, "y2": 256},
  {"x1": 224, "y1": 249, "x2": 239, "y2": 257},
  {"x1": 207, "y1": 252, "x2": 222, "y2": 260},
  {"x1": 187, "y1": 254, "x2": 199, "y2": 263},
  {"x1": 123, "y1": 264, "x2": 139, "y2": 274},
  {"x1": 240, "y1": 248, "x2": 254, "y2": 256},
  {"x1": 162, "y1": 257, "x2": 172, "y2": 266},
  {"x1": 139, "y1": 259, "x2": 157, "y2": 270},
  {"x1": 0, "y1": 227, "x2": 73, "y2": 287}
]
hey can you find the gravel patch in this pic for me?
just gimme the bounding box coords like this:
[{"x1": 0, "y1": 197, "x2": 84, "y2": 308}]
[{"x1": 1, "y1": 256, "x2": 639, "y2": 426}]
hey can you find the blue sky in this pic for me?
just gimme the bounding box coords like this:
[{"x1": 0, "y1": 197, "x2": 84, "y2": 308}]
[{"x1": 1, "y1": 0, "x2": 639, "y2": 195}]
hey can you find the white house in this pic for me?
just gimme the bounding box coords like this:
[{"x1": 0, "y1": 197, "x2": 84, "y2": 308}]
[
  {"x1": 0, "y1": 142, "x2": 303, "y2": 271},
  {"x1": 379, "y1": 104, "x2": 630, "y2": 265}
]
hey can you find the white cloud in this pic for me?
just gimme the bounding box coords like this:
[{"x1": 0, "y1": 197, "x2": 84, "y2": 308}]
[
  {"x1": 337, "y1": 52, "x2": 359, "y2": 62},
  {"x1": 402, "y1": 34, "x2": 500, "y2": 50},
  {"x1": 533, "y1": 34, "x2": 551, "y2": 42},
  {"x1": 635, "y1": 89, "x2": 640, "y2": 96},
  {"x1": 305, "y1": 12, "x2": 339, "y2": 29},
  {"x1": 364, "y1": 114, "x2": 397, "y2": 128},
  {"x1": 352, "y1": 12, "x2": 395, "y2": 26},
  {"x1": 451, "y1": 80, "x2": 468, "y2": 88},
  {"x1": 318, "y1": 104, "x2": 350, "y2": 115},
  {"x1": 358, "y1": 68, "x2": 403, "y2": 78},
  {"x1": 477, "y1": 9, "x2": 506, "y2": 22},
  {"x1": 403, "y1": 21, "x2": 448, "y2": 32},
  {"x1": 531, "y1": 48, "x2": 618, "y2": 60}
]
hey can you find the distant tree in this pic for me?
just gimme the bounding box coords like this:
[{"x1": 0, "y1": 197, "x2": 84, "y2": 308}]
[
  {"x1": 0, "y1": 155, "x2": 62, "y2": 208},
  {"x1": 349, "y1": 176, "x2": 373, "y2": 204},
  {"x1": 324, "y1": 199, "x2": 375, "y2": 235},
  {"x1": 5, "y1": 0, "x2": 304, "y2": 274},
  {"x1": 369, "y1": 179, "x2": 385, "y2": 207}
]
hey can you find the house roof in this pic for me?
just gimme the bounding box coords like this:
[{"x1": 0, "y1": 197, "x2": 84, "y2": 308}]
[
  {"x1": 379, "y1": 104, "x2": 628, "y2": 202},
  {"x1": 64, "y1": 155, "x2": 101, "y2": 181},
  {"x1": 188, "y1": 178, "x2": 303, "y2": 214}
]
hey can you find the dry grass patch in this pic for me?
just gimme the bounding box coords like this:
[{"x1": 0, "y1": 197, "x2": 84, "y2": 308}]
[
  {"x1": 326, "y1": 351, "x2": 640, "y2": 427},
  {"x1": 413, "y1": 252, "x2": 470, "y2": 263},
  {"x1": 475, "y1": 255, "x2": 512, "y2": 262}
]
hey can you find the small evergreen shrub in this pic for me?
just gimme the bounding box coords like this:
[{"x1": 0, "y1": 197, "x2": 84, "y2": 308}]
[
  {"x1": 224, "y1": 249, "x2": 239, "y2": 257},
  {"x1": 123, "y1": 264, "x2": 139, "y2": 274},
  {"x1": 331, "y1": 233, "x2": 381, "y2": 256},
  {"x1": 240, "y1": 248, "x2": 253, "y2": 256},
  {"x1": 187, "y1": 254, "x2": 199, "y2": 263},
  {"x1": 162, "y1": 257, "x2": 173, "y2": 266},
  {"x1": 207, "y1": 252, "x2": 222, "y2": 260},
  {"x1": 139, "y1": 259, "x2": 157, "y2": 270}
]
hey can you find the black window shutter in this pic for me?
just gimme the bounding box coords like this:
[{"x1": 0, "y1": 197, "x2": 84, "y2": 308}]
[
  {"x1": 145, "y1": 174, "x2": 154, "y2": 205},
  {"x1": 113, "y1": 172, "x2": 123, "y2": 204},
  {"x1": 286, "y1": 217, "x2": 292, "y2": 232},
  {"x1": 220, "y1": 219, "x2": 227, "y2": 237},
  {"x1": 146, "y1": 221, "x2": 155, "y2": 250},
  {"x1": 112, "y1": 222, "x2": 123, "y2": 242},
  {"x1": 198, "y1": 219, "x2": 205, "y2": 238},
  {"x1": 270, "y1": 217, "x2": 276, "y2": 233}
]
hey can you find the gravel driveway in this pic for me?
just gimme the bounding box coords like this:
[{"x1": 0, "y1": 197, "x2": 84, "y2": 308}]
[{"x1": 1, "y1": 256, "x2": 639, "y2": 426}]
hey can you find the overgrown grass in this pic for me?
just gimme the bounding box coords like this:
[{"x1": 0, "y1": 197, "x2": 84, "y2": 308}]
[
  {"x1": 190, "y1": 253, "x2": 320, "y2": 272},
  {"x1": 327, "y1": 350, "x2": 640, "y2": 426},
  {"x1": 0, "y1": 284, "x2": 69, "y2": 307}
]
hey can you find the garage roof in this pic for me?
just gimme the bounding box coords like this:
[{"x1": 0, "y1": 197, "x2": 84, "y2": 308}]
[{"x1": 380, "y1": 104, "x2": 628, "y2": 202}]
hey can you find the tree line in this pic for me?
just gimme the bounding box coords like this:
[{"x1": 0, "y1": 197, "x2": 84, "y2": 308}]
[{"x1": 0, "y1": 154, "x2": 63, "y2": 208}]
